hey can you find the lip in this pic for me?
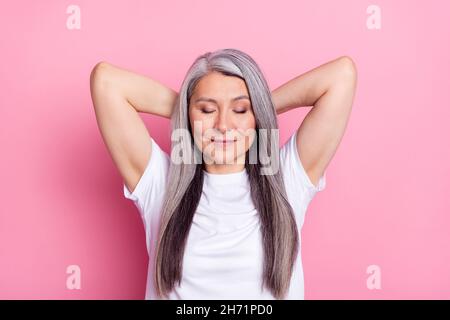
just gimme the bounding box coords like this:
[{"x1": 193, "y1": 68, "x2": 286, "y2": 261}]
[
  {"x1": 211, "y1": 137, "x2": 237, "y2": 142},
  {"x1": 211, "y1": 138, "x2": 236, "y2": 146}
]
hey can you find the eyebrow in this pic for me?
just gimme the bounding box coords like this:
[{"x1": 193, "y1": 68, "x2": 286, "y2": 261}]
[{"x1": 193, "y1": 95, "x2": 250, "y2": 105}]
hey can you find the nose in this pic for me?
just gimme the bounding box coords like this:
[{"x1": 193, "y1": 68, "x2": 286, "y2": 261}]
[{"x1": 215, "y1": 109, "x2": 234, "y2": 134}]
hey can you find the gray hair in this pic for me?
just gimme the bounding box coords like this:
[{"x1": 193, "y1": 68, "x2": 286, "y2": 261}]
[{"x1": 154, "y1": 48, "x2": 299, "y2": 299}]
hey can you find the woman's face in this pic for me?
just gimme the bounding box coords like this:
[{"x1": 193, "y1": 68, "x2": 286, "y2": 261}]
[{"x1": 188, "y1": 71, "x2": 256, "y2": 172}]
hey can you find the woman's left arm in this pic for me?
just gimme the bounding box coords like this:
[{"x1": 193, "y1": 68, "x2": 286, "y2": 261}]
[{"x1": 271, "y1": 56, "x2": 357, "y2": 186}]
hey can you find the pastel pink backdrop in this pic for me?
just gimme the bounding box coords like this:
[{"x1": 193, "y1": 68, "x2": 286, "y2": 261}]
[{"x1": 1, "y1": 0, "x2": 449, "y2": 299}]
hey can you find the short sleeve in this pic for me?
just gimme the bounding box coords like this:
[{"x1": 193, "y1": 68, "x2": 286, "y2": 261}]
[
  {"x1": 280, "y1": 131, "x2": 326, "y2": 226},
  {"x1": 123, "y1": 137, "x2": 170, "y2": 228}
]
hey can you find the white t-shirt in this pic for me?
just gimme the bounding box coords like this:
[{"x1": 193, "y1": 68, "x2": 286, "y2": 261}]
[{"x1": 123, "y1": 131, "x2": 326, "y2": 300}]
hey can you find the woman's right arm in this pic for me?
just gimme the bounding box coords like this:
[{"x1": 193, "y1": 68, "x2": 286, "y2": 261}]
[{"x1": 89, "y1": 62, "x2": 178, "y2": 193}]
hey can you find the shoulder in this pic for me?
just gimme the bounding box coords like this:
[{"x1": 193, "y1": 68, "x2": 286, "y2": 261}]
[
  {"x1": 123, "y1": 137, "x2": 170, "y2": 203},
  {"x1": 279, "y1": 132, "x2": 326, "y2": 198}
]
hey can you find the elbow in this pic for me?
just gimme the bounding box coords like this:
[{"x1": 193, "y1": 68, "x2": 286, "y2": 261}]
[
  {"x1": 90, "y1": 62, "x2": 115, "y2": 110},
  {"x1": 90, "y1": 61, "x2": 116, "y2": 99},
  {"x1": 338, "y1": 56, "x2": 357, "y2": 80},
  {"x1": 92, "y1": 61, "x2": 110, "y2": 72},
  {"x1": 90, "y1": 61, "x2": 110, "y2": 84},
  {"x1": 334, "y1": 56, "x2": 357, "y2": 90}
]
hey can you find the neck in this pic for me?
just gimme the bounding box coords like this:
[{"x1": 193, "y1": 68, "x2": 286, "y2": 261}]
[{"x1": 203, "y1": 162, "x2": 245, "y2": 174}]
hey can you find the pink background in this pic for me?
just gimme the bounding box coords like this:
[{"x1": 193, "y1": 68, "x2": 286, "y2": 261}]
[{"x1": 1, "y1": 0, "x2": 449, "y2": 299}]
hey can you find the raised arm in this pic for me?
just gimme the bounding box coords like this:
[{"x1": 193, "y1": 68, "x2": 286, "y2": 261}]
[
  {"x1": 272, "y1": 56, "x2": 357, "y2": 187},
  {"x1": 89, "y1": 62, "x2": 178, "y2": 193}
]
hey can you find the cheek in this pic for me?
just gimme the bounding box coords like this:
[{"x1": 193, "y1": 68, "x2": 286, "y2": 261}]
[
  {"x1": 241, "y1": 113, "x2": 256, "y2": 129},
  {"x1": 244, "y1": 115, "x2": 257, "y2": 147},
  {"x1": 234, "y1": 115, "x2": 256, "y2": 152},
  {"x1": 190, "y1": 118, "x2": 214, "y2": 147}
]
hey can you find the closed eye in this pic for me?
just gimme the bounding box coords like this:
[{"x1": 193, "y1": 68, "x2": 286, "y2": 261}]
[{"x1": 200, "y1": 110, "x2": 247, "y2": 114}]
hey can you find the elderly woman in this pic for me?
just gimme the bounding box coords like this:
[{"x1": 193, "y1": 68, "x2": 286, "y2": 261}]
[{"x1": 89, "y1": 49, "x2": 357, "y2": 300}]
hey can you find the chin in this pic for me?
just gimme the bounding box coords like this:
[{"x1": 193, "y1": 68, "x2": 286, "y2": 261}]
[
  {"x1": 212, "y1": 153, "x2": 245, "y2": 165},
  {"x1": 200, "y1": 141, "x2": 248, "y2": 165}
]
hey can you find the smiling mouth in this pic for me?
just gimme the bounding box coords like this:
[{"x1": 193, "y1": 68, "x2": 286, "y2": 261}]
[{"x1": 211, "y1": 137, "x2": 237, "y2": 143}]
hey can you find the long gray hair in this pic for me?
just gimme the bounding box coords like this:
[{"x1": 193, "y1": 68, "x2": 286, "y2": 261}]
[{"x1": 154, "y1": 48, "x2": 299, "y2": 299}]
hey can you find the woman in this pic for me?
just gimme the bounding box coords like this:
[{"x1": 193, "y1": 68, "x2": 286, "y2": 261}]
[{"x1": 90, "y1": 49, "x2": 357, "y2": 300}]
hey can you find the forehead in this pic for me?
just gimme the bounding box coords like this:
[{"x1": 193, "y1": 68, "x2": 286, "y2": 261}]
[{"x1": 191, "y1": 71, "x2": 249, "y2": 100}]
